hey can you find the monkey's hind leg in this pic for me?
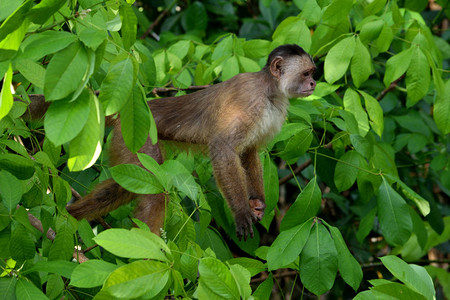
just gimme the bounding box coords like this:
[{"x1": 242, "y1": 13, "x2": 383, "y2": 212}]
[
  {"x1": 134, "y1": 193, "x2": 168, "y2": 235},
  {"x1": 67, "y1": 179, "x2": 135, "y2": 222}
]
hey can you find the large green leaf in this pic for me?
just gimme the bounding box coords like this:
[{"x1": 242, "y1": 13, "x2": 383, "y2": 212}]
[
  {"x1": 263, "y1": 153, "x2": 279, "y2": 214},
  {"x1": 279, "y1": 128, "x2": 313, "y2": 163},
  {"x1": 406, "y1": 46, "x2": 430, "y2": 107},
  {"x1": 48, "y1": 216, "x2": 77, "y2": 261},
  {"x1": 94, "y1": 228, "x2": 170, "y2": 261},
  {"x1": 19, "y1": 31, "x2": 77, "y2": 61},
  {"x1": 16, "y1": 278, "x2": 48, "y2": 300},
  {"x1": 324, "y1": 36, "x2": 355, "y2": 84},
  {"x1": 350, "y1": 37, "x2": 371, "y2": 88},
  {"x1": 119, "y1": 4, "x2": 137, "y2": 51},
  {"x1": 70, "y1": 260, "x2": 118, "y2": 288},
  {"x1": 110, "y1": 164, "x2": 163, "y2": 194},
  {"x1": 359, "y1": 90, "x2": 384, "y2": 136},
  {"x1": 0, "y1": 64, "x2": 13, "y2": 120},
  {"x1": 343, "y1": 88, "x2": 370, "y2": 136},
  {"x1": 99, "y1": 56, "x2": 135, "y2": 115},
  {"x1": 0, "y1": 0, "x2": 32, "y2": 42},
  {"x1": 77, "y1": 11, "x2": 107, "y2": 50},
  {"x1": 198, "y1": 257, "x2": 240, "y2": 299},
  {"x1": 383, "y1": 47, "x2": 413, "y2": 87},
  {"x1": 27, "y1": 0, "x2": 67, "y2": 25},
  {"x1": 281, "y1": 177, "x2": 321, "y2": 230},
  {"x1": 433, "y1": 78, "x2": 450, "y2": 134},
  {"x1": 377, "y1": 177, "x2": 412, "y2": 246},
  {"x1": 10, "y1": 224, "x2": 35, "y2": 261},
  {"x1": 44, "y1": 42, "x2": 89, "y2": 101},
  {"x1": 222, "y1": 55, "x2": 239, "y2": 81},
  {"x1": 103, "y1": 260, "x2": 170, "y2": 298},
  {"x1": 120, "y1": 85, "x2": 151, "y2": 153},
  {"x1": 299, "y1": 223, "x2": 338, "y2": 296},
  {"x1": 67, "y1": 91, "x2": 104, "y2": 171},
  {"x1": 15, "y1": 59, "x2": 46, "y2": 89},
  {"x1": 267, "y1": 218, "x2": 313, "y2": 270},
  {"x1": 272, "y1": 17, "x2": 311, "y2": 51},
  {"x1": 182, "y1": 1, "x2": 208, "y2": 32},
  {"x1": 380, "y1": 256, "x2": 435, "y2": 300},
  {"x1": 44, "y1": 89, "x2": 90, "y2": 146},
  {"x1": 326, "y1": 223, "x2": 363, "y2": 291},
  {"x1": 334, "y1": 150, "x2": 361, "y2": 192}
]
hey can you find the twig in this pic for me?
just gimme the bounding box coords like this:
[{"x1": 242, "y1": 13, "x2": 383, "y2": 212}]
[
  {"x1": 151, "y1": 85, "x2": 211, "y2": 97},
  {"x1": 376, "y1": 75, "x2": 404, "y2": 101},
  {"x1": 23, "y1": 206, "x2": 89, "y2": 263},
  {"x1": 140, "y1": 0, "x2": 178, "y2": 40},
  {"x1": 71, "y1": 187, "x2": 82, "y2": 200},
  {"x1": 279, "y1": 159, "x2": 312, "y2": 185}
]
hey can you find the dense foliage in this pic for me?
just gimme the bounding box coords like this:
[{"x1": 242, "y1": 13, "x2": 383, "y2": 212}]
[{"x1": 0, "y1": 0, "x2": 449, "y2": 299}]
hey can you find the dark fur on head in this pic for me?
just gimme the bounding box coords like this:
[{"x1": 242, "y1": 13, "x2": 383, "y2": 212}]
[{"x1": 265, "y1": 44, "x2": 310, "y2": 67}]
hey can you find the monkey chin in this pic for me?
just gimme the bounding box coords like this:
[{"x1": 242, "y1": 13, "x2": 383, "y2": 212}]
[{"x1": 296, "y1": 89, "x2": 315, "y2": 97}]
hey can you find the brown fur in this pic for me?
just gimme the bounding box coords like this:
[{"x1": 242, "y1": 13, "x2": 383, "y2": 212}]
[{"x1": 22, "y1": 44, "x2": 316, "y2": 240}]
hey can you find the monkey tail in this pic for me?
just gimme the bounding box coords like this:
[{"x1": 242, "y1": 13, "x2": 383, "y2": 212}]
[{"x1": 67, "y1": 179, "x2": 135, "y2": 221}]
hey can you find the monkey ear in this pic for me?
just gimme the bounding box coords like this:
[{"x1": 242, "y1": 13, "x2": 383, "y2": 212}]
[{"x1": 270, "y1": 56, "x2": 284, "y2": 78}]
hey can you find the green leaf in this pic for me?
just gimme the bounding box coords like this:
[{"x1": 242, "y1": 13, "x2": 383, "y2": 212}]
[
  {"x1": 372, "y1": 282, "x2": 427, "y2": 299},
  {"x1": 0, "y1": 171, "x2": 22, "y2": 211},
  {"x1": 16, "y1": 278, "x2": 49, "y2": 300},
  {"x1": 164, "y1": 161, "x2": 201, "y2": 201},
  {"x1": 376, "y1": 24, "x2": 394, "y2": 53},
  {"x1": 384, "y1": 47, "x2": 413, "y2": 87},
  {"x1": 198, "y1": 257, "x2": 240, "y2": 299},
  {"x1": 24, "y1": 260, "x2": 77, "y2": 279},
  {"x1": 44, "y1": 89, "x2": 90, "y2": 146},
  {"x1": 110, "y1": 164, "x2": 163, "y2": 194},
  {"x1": 243, "y1": 39, "x2": 270, "y2": 59},
  {"x1": 324, "y1": 36, "x2": 355, "y2": 84},
  {"x1": 343, "y1": 88, "x2": 370, "y2": 136},
  {"x1": 377, "y1": 178, "x2": 412, "y2": 246},
  {"x1": 0, "y1": 277, "x2": 17, "y2": 300},
  {"x1": 299, "y1": 223, "x2": 338, "y2": 296},
  {"x1": 0, "y1": 18, "x2": 29, "y2": 61},
  {"x1": 359, "y1": 90, "x2": 384, "y2": 136},
  {"x1": 272, "y1": 17, "x2": 311, "y2": 51},
  {"x1": 222, "y1": 56, "x2": 239, "y2": 81},
  {"x1": 19, "y1": 31, "x2": 77, "y2": 61},
  {"x1": 433, "y1": 78, "x2": 450, "y2": 134},
  {"x1": 253, "y1": 273, "x2": 274, "y2": 300},
  {"x1": 212, "y1": 35, "x2": 233, "y2": 60},
  {"x1": 119, "y1": 4, "x2": 137, "y2": 50},
  {"x1": 356, "y1": 207, "x2": 376, "y2": 243},
  {"x1": 15, "y1": 59, "x2": 46, "y2": 89},
  {"x1": 281, "y1": 177, "x2": 321, "y2": 230},
  {"x1": 44, "y1": 42, "x2": 89, "y2": 101},
  {"x1": 182, "y1": 1, "x2": 208, "y2": 32},
  {"x1": 120, "y1": 85, "x2": 151, "y2": 153},
  {"x1": 49, "y1": 217, "x2": 76, "y2": 261},
  {"x1": 351, "y1": 37, "x2": 371, "y2": 88},
  {"x1": 67, "y1": 91, "x2": 104, "y2": 171},
  {"x1": 99, "y1": 56, "x2": 135, "y2": 115},
  {"x1": 227, "y1": 258, "x2": 265, "y2": 277},
  {"x1": 77, "y1": 11, "x2": 107, "y2": 50},
  {"x1": 137, "y1": 153, "x2": 168, "y2": 188},
  {"x1": 103, "y1": 260, "x2": 170, "y2": 298},
  {"x1": 267, "y1": 219, "x2": 313, "y2": 270},
  {"x1": 406, "y1": 46, "x2": 430, "y2": 107},
  {"x1": 93, "y1": 228, "x2": 170, "y2": 261},
  {"x1": 229, "y1": 264, "x2": 252, "y2": 299},
  {"x1": 263, "y1": 153, "x2": 279, "y2": 214},
  {"x1": 380, "y1": 256, "x2": 435, "y2": 299},
  {"x1": 70, "y1": 260, "x2": 118, "y2": 288},
  {"x1": 326, "y1": 223, "x2": 363, "y2": 291},
  {"x1": 0, "y1": 0, "x2": 32, "y2": 42},
  {"x1": 10, "y1": 224, "x2": 35, "y2": 261},
  {"x1": 237, "y1": 55, "x2": 260, "y2": 73},
  {"x1": 27, "y1": 0, "x2": 67, "y2": 25},
  {"x1": 279, "y1": 128, "x2": 313, "y2": 163},
  {"x1": 334, "y1": 150, "x2": 361, "y2": 192},
  {"x1": 0, "y1": 154, "x2": 35, "y2": 180},
  {"x1": 0, "y1": 64, "x2": 13, "y2": 120}
]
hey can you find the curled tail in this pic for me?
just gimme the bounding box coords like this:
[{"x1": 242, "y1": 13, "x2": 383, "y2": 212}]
[{"x1": 67, "y1": 179, "x2": 135, "y2": 221}]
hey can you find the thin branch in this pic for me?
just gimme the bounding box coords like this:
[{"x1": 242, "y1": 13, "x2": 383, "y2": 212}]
[
  {"x1": 279, "y1": 159, "x2": 312, "y2": 185},
  {"x1": 140, "y1": 0, "x2": 178, "y2": 40},
  {"x1": 376, "y1": 75, "x2": 404, "y2": 101},
  {"x1": 23, "y1": 206, "x2": 89, "y2": 263}
]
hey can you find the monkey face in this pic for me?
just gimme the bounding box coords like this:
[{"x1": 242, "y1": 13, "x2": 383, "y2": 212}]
[{"x1": 278, "y1": 55, "x2": 316, "y2": 98}]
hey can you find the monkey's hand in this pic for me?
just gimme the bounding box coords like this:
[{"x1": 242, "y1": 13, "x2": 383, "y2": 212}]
[
  {"x1": 249, "y1": 199, "x2": 266, "y2": 221},
  {"x1": 235, "y1": 200, "x2": 266, "y2": 241}
]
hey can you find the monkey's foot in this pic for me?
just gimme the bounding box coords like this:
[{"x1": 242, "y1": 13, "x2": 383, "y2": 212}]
[{"x1": 249, "y1": 199, "x2": 266, "y2": 221}]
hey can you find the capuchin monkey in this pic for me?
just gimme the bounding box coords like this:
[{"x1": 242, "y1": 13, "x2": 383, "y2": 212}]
[{"x1": 23, "y1": 44, "x2": 316, "y2": 240}]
